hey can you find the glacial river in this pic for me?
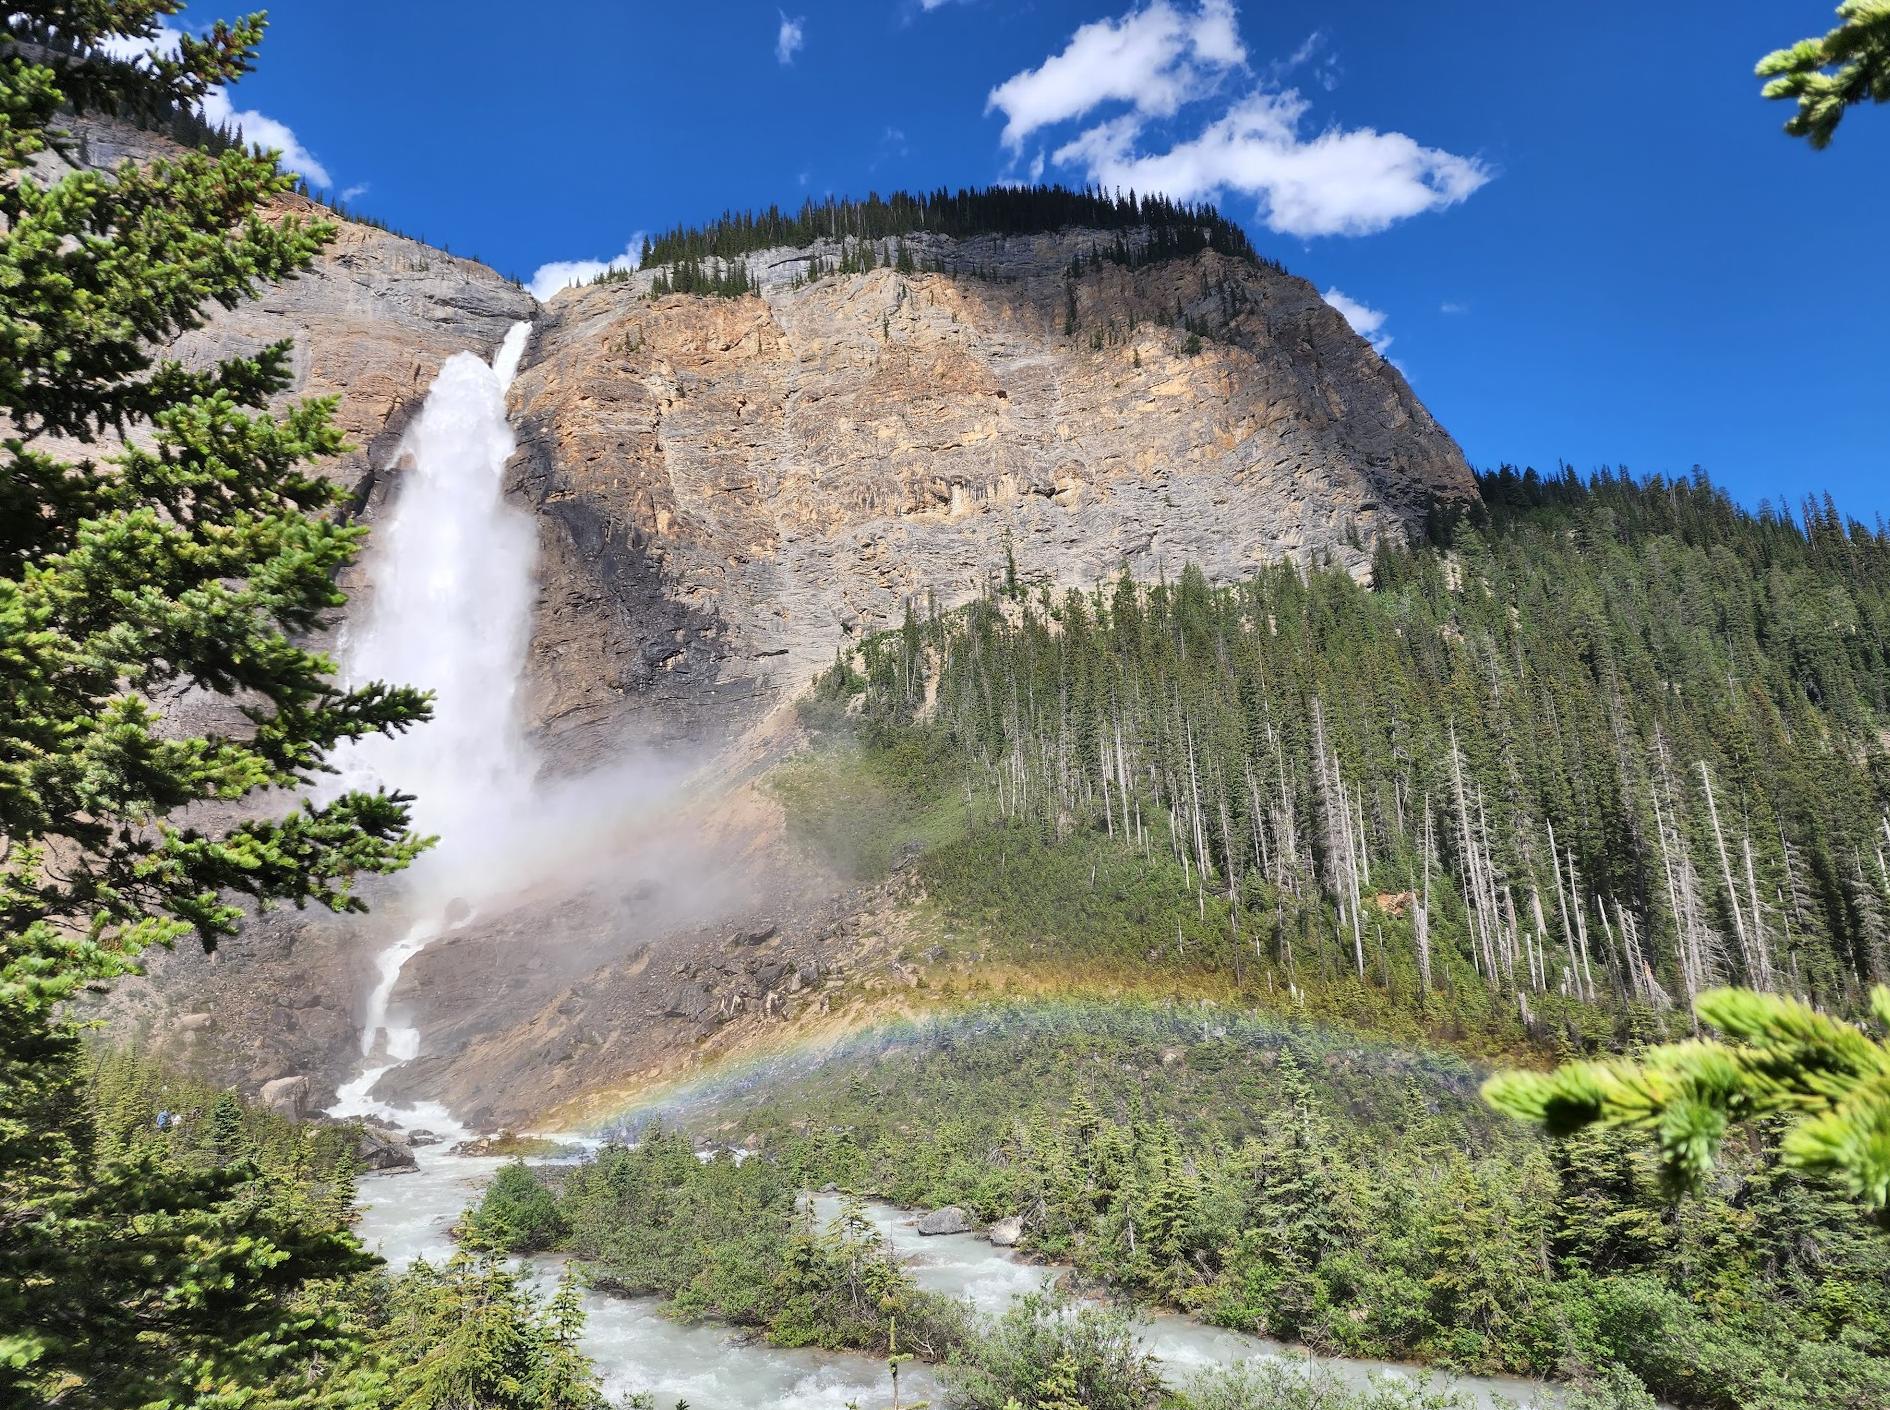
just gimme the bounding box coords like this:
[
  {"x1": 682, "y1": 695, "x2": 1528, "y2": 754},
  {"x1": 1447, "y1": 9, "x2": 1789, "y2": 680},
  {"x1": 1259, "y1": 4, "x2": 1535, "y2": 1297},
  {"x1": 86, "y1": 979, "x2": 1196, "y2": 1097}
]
[{"x1": 354, "y1": 1147, "x2": 1561, "y2": 1410}]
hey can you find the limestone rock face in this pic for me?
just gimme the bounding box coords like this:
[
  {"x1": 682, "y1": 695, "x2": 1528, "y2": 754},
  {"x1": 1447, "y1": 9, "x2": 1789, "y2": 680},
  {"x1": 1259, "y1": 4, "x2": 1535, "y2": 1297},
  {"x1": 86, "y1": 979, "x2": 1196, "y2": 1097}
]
[
  {"x1": 171, "y1": 194, "x2": 536, "y2": 498},
  {"x1": 508, "y1": 230, "x2": 1473, "y2": 765},
  {"x1": 39, "y1": 116, "x2": 536, "y2": 495}
]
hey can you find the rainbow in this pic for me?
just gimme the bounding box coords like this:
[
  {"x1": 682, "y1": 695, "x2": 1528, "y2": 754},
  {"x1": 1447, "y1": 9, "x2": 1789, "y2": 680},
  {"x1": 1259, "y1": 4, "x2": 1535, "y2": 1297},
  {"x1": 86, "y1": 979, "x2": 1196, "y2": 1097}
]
[{"x1": 553, "y1": 992, "x2": 1495, "y2": 1141}]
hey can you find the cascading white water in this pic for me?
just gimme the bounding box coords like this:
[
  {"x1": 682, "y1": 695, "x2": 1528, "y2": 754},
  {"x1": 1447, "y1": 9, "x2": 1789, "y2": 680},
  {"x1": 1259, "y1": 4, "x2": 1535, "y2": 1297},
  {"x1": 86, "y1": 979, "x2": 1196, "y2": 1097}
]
[{"x1": 327, "y1": 322, "x2": 537, "y2": 1131}]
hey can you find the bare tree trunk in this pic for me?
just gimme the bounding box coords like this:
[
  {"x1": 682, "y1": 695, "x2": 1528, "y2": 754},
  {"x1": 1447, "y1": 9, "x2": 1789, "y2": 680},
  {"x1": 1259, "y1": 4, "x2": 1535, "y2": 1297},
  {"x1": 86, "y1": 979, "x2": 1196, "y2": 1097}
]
[
  {"x1": 1415, "y1": 800, "x2": 1434, "y2": 992},
  {"x1": 1547, "y1": 818, "x2": 1580, "y2": 997},
  {"x1": 1699, "y1": 761, "x2": 1759, "y2": 985},
  {"x1": 1742, "y1": 832, "x2": 1772, "y2": 990}
]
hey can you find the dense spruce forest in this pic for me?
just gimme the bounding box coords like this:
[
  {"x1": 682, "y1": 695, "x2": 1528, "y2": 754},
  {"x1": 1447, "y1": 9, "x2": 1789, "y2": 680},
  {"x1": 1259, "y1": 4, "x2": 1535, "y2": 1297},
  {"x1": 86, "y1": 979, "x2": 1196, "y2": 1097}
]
[{"x1": 813, "y1": 470, "x2": 1890, "y2": 1046}]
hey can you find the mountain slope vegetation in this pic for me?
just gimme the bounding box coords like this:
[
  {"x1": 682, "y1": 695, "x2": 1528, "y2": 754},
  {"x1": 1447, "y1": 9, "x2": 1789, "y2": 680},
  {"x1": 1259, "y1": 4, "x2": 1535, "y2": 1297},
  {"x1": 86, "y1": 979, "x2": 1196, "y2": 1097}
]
[
  {"x1": 711, "y1": 467, "x2": 1890, "y2": 1407},
  {"x1": 807, "y1": 469, "x2": 1890, "y2": 1042}
]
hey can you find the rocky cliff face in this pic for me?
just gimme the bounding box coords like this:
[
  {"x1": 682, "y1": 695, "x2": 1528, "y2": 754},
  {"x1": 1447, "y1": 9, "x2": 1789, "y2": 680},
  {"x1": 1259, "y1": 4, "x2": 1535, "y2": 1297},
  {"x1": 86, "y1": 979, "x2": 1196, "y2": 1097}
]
[
  {"x1": 72, "y1": 122, "x2": 1475, "y2": 1120},
  {"x1": 509, "y1": 229, "x2": 1472, "y2": 768},
  {"x1": 174, "y1": 194, "x2": 535, "y2": 496},
  {"x1": 373, "y1": 233, "x2": 1473, "y2": 1124},
  {"x1": 39, "y1": 114, "x2": 536, "y2": 479}
]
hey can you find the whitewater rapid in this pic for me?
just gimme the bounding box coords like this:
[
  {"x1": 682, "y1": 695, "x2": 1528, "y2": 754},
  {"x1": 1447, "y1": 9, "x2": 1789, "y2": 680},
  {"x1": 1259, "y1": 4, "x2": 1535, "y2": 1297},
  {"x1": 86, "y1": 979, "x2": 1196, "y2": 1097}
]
[{"x1": 327, "y1": 322, "x2": 537, "y2": 1131}]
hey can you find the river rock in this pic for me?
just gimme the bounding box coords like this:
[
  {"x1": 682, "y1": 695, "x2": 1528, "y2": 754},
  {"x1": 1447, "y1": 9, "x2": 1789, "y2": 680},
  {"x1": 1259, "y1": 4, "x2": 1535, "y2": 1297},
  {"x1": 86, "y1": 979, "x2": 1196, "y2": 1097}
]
[
  {"x1": 260, "y1": 1075, "x2": 310, "y2": 1120},
  {"x1": 988, "y1": 1216, "x2": 1024, "y2": 1247},
  {"x1": 356, "y1": 1126, "x2": 417, "y2": 1172},
  {"x1": 451, "y1": 1129, "x2": 518, "y2": 1156},
  {"x1": 917, "y1": 1205, "x2": 971, "y2": 1236}
]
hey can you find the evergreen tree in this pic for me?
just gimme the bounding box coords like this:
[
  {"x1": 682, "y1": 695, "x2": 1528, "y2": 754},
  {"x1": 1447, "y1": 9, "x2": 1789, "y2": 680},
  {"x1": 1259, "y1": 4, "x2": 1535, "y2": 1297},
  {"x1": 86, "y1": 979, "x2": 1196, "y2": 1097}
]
[
  {"x1": 209, "y1": 1087, "x2": 247, "y2": 1162},
  {"x1": 1757, "y1": 0, "x2": 1890, "y2": 149},
  {"x1": 1, "y1": 5, "x2": 431, "y2": 1402},
  {"x1": 1215, "y1": 1053, "x2": 1339, "y2": 1336},
  {"x1": 383, "y1": 1253, "x2": 605, "y2": 1410}
]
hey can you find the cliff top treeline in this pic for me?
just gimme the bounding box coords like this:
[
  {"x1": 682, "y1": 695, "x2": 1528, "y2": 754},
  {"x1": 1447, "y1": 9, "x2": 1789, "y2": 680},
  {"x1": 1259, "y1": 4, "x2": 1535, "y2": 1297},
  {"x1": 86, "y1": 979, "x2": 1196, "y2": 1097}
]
[{"x1": 640, "y1": 184, "x2": 1269, "y2": 269}]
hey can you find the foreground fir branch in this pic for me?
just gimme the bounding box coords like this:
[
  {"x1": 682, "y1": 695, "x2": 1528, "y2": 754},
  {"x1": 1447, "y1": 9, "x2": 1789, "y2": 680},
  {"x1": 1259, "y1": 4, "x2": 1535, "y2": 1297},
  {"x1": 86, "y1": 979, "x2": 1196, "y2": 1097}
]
[
  {"x1": 1757, "y1": 0, "x2": 1890, "y2": 149},
  {"x1": 1486, "y1": 985, "x2": 1890, "y2": 1219}
]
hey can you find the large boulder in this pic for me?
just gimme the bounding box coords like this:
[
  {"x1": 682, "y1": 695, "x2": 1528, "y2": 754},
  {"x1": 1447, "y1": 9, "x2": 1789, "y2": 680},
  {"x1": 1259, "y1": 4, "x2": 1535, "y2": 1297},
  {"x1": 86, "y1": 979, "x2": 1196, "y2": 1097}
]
[
  {"x1": 988, "y1": 1216, "x2": 1024, "y2": 1247},
  {"x1": 917, "y1": 1205, "x2": 971, "y2": 1236},
  {"x1": 356, "y1": 1126, "x2": 417, "y2": 1173},
  {"x1": 259, "y1": 1075, "x2": 310, "y2": 1121},
  {"x1": 659, "y1": 983, "x2": 715, "y2": 1021}
]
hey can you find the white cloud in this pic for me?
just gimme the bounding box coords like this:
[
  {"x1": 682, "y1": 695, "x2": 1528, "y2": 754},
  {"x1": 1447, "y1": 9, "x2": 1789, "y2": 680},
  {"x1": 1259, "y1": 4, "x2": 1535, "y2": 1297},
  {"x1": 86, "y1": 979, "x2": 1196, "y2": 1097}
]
[
  {"x1": 527, "y1": 234, "x2": 646, "y2": 302},
  {"x1": 95, "y1": 21, "x2": 333, "y2": 188},
  {"x1": 1440, "y1": 300, "x2": 1467, "y2": 314},
  {"x1": 94, "y1": 24, "x2": 183, "y2": 62},
  {"x1": 776, "y1": 11, "x2": 805, "y2": 64},
  {"x1": 200, "y1": 88, "x2": 331, "y2": 187},
  {"x1": 985, "y1": 0, "x2": 1245, "y2": 149},
  {"x1": 903, "y1": 0, "x2": 973, "y2": 24},
  {"x1": 340, "y1": 182, "x2": 370, "y2": 203},
  {"x1": 872, "y1": 125, "x2": 909, "y2": 170},
  {"x1": 1276, "y1": 28, "x2": 1341, "y2": 91},
  {"x1": 1322, "y1": 287, "x2": 1392, "y2": 356},
  {"x1": 1284, "y1": 31, "x2": 1323, "y2": 68},
  {"x1": 1051, "y1": 88, "x2": 1489, "y2": 238},
  {"x1": 999, "y1": 3, "x2": 1489, "y2": 239}
]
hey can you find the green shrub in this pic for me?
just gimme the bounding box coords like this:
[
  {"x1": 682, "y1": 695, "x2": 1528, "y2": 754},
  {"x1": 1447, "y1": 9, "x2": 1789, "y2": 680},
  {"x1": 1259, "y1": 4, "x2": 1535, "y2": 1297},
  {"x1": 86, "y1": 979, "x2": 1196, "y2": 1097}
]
[
  {"x1": 469, "y1": 1160, "x2": 568, "y2": 1251},
  {"x1": 944, "y1": 1292, "x2": 1164, "y2": 1410},
  {"x1": 1177, "y1": 1361, "x2": 1475, "y2": 1410}
]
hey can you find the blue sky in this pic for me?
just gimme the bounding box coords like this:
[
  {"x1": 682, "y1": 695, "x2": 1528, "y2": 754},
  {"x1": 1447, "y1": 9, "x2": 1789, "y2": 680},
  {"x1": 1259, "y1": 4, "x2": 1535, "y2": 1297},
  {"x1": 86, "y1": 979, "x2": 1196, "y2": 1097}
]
[{"x1": 158, "y1": 2, "x2": 1890, "y2": 517}]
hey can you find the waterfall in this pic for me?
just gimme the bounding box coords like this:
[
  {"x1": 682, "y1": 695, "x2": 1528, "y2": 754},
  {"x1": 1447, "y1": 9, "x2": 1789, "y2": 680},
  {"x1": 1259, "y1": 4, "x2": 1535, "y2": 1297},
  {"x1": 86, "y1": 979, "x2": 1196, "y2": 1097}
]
[{"x1": 327, "y1": 321, "x2": 536, "y2": 1131}]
